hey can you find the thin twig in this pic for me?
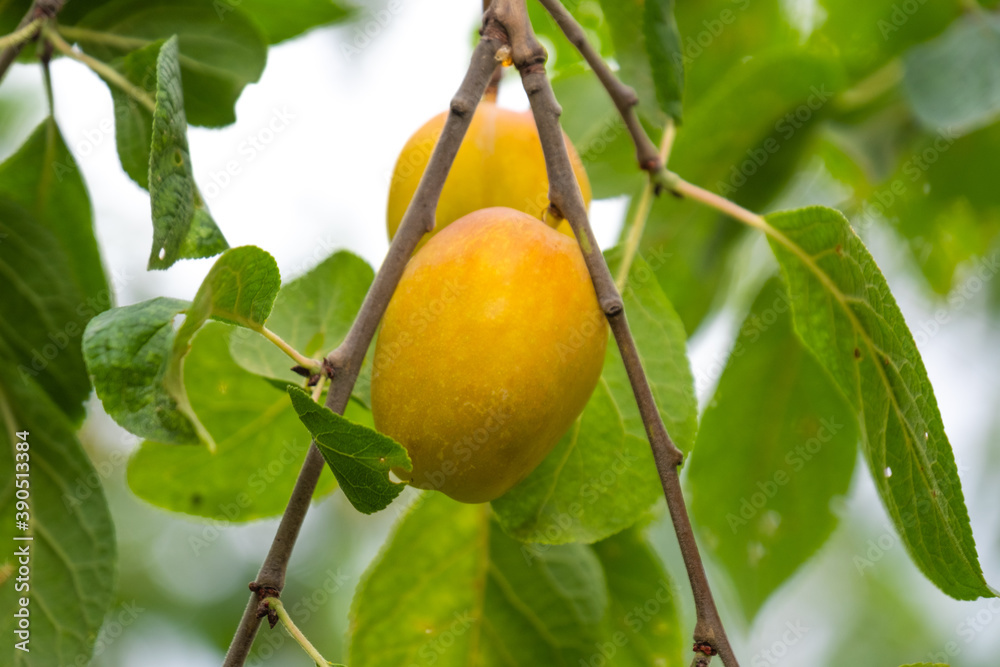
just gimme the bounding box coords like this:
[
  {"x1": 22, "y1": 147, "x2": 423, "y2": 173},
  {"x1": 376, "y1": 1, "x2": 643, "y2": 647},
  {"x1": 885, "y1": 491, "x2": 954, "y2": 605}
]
[
  {"x1": 43, "y1": 26, "x2": 156, "y2": 112},
  {"x1": 261, "y1": 598, "x2": 332, "y2": 667},
  {"x1": 483, "y1": 0, "x2": 503, "y2": 101},
  {"x1": 535, "y1": 0, "x2": 662, "y2": 172},
  {"x1": 222, "y1": 25, "x2": 507, "y2": 667},
  {"x1": 0, "y1": 0, "x2": 65, "y2": 84},
  {"x1": 500, "y1": 0, "x2": 740, "y2": 664},
  {"x1": 614, "y1": 120, "x2": 675, "y2": 289}
]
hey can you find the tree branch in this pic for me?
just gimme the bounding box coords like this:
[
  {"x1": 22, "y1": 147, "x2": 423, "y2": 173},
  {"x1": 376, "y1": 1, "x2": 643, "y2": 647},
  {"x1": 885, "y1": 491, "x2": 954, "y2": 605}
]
[
  {"x1": 499, "y1": 1, "x2": 740, "y2": 664},
  {"x1": 534, "y1": 0, "x2": 662, "y2": 172},
  {"x1": 222, "y1": 26, "x2": 507, "y2": 667},
  {"x1": 0, "y1": 0, "x2": 64, "y2": 84}
]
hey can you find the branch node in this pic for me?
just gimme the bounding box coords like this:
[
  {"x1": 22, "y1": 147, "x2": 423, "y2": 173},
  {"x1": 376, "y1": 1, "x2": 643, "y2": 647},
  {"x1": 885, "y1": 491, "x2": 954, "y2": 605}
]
[
  {"x1": 642, "y1": 157, "x2": 663, "y2": 173},
  {"x1": 259, "y1": 599, "x2": 279, "y2": 629},
  {"x1": 600, "y1": 296, "x2": 624, "y2": 318},
  {"x1": 693, "y1": 642, "x2": 717, "y2": 656},
  {"x1": 449, "y1": 96, "x2": 474, "y2": 119},
  {"x1": 620, "y1": 84, "x2": 639, "y2": 108}
]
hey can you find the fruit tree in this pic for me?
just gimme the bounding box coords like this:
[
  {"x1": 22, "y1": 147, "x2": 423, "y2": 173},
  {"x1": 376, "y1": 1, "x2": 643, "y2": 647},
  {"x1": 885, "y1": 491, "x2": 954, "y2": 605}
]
[{"x1": 1, "y1": 0, "x2": 998, "y2": 666}]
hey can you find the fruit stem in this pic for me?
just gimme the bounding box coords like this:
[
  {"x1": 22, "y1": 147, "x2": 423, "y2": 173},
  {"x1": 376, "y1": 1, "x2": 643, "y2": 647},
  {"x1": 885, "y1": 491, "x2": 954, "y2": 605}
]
[
  {"x1": 223, "y1": 25, "x2": 508, "y2": 667},
  {"x1": 261, "y1": 598, "x2": 332, "y2": 667},
  {"x1": 614, "y1": 120, "x2": 675, "y2": 290}
]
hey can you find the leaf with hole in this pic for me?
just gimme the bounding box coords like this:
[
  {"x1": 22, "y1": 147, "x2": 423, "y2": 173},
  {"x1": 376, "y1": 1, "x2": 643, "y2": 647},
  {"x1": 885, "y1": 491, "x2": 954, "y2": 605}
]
[
  {"x1": 146, "y1": 36, "x2": 228, "y2": 270},
  {"x1": 765, "y1": 205, "x2": 992, "y2": 600}
]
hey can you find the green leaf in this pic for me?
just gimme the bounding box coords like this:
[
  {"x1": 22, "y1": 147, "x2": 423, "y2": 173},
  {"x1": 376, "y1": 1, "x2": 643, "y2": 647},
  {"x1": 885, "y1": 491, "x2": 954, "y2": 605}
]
[
  {"x1": 668, "y1": 50, "x2": 843, "y2": 198},
  {"x1": 72, "y1": 0, "x2": 267, "y2": 127},
  {"x1": 638, "y1": 49, "x2": 843, "y2": 331},
  {"x1": 673, "y1": 0, "x2": 799, "y2": 106},
  {"x1": 106, "y1": 39, "x2": 163, "y2": 189},
  {"x1": 83, "y1": 297, "x2": 202, "y2": 445},
  {"x1": 84, "y1": 247, "x2": 279, "y2": 448},
  {"x1": 898, "y1": 664, "x2": 949, "y2": 666},
  {"x1": 147, "y1": 36, "x2": 228, "y2": 270},
  {"x1": 0, "y1": 360, "x2": 117, "y2": 667},
  {"x1": 813, "y1": 0, "x2": 960, "y2": 80},
  {"x1": 177, "y1": 245, "x2": 280, "y2": 335},
  {"x1": 287, "y1": 386, "x2": 409, "y2": 514},
  {"x1": 688, "y1": 277, "x2": 858, "y2": 619},
  {"x1": 127, "y1": 322, "x2": 339, "y2": 520},
  {"x1": 492, "y1": 252, "x2": 697, "y2": 544},
  {"x1": 0, "y1": 118, "x2": 110, "y2": 421},
  {"x1": 642, "y1": 0, "x2": 684, "y2": 121},
  {"x1": 591, "y1": 528, "x2": 685, "y2": 666},
  {"x1": 349, "y1": 493, "x2": 683, "y2": 666},
  {"x1": 598, "y1": 0, "x2": 663, "y2": 125},
  {"x1": 236, "y1": 0, "x2": 354, "y2": 44},
  {"x1": 765, "y1": 205, "x2": 992, "y2": 599},
  {"x1": 903, "y1": 13, "x2": 1000, "y2": 136},
  {"x1": 229, "y1": 251, "x2": 373, "y2": 383},
  {"x1": 877, "y1": 122, "x2": 1000, "y2": 295}
]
